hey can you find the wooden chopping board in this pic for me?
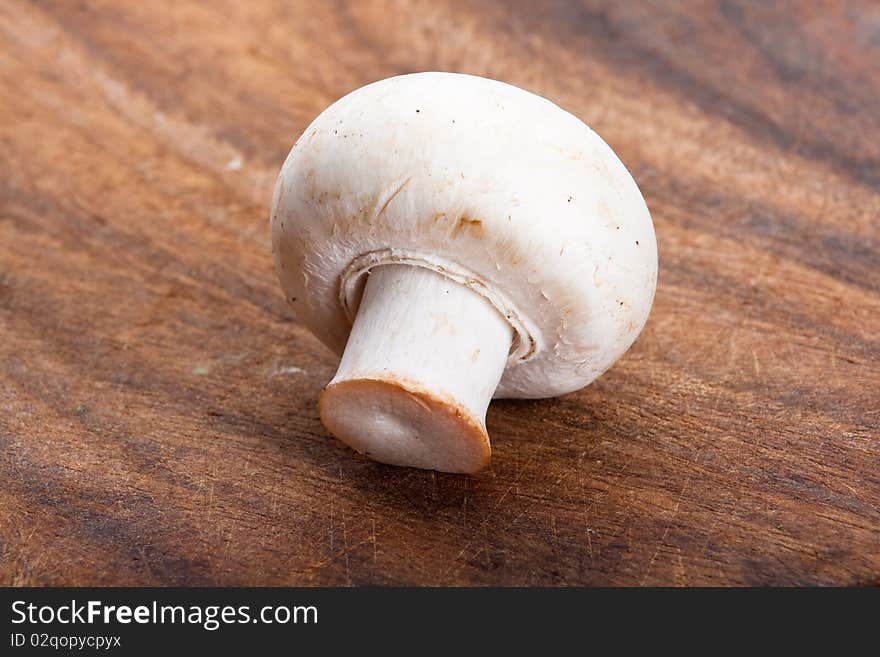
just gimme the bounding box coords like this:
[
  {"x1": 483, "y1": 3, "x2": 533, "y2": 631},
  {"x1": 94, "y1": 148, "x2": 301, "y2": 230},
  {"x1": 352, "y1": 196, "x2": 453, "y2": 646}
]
[{"x1": 1, "y1": 0, "x2": 878, "y2": 586}]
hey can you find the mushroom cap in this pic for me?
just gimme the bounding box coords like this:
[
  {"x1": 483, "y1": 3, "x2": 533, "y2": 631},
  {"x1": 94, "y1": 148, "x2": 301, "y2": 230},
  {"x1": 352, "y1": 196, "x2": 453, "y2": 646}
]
[{"x1": 271, "y1": 72, "x2": 657, "y2": 398}]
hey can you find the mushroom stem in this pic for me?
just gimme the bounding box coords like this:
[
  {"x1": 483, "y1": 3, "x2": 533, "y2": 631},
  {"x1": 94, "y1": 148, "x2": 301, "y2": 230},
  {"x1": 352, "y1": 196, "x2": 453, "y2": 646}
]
[{"x1": 319, "y1": 264, "x2": 512, "y2": 473}]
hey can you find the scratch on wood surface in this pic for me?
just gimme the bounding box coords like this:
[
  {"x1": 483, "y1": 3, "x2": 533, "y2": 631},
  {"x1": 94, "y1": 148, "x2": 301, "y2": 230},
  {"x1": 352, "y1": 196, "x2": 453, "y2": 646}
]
[
  {"x1": 675, "y1": 547, "x2": 688, "y2": 586},
  {"x1": 831, "y1": 346, "x2": 840, "y2": 387},
  {"x1": 328, "y1": 509, "x2": 334, "y2": 553},
  {"x1": 341, "y1": 513, "x2": 351, "y2": 585},
  {"x1": 444, "y1": 439, "x2": 546, "y2": 577},
  {"x1": 640, "y1": 479, "x2": 690, "y2": 586},
  {"x1": 452, "y1": 460, "x2": 577, "y2": 579},
  {"x1": 295, "y1": 533, "x2": 376, "y2": 578}
]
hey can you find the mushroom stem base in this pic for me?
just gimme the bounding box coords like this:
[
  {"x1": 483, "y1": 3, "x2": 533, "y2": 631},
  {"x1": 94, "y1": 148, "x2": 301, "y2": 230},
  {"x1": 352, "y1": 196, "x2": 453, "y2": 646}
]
[{"x1": 319, "y1": 264, "x2": 512, "y2": 473}]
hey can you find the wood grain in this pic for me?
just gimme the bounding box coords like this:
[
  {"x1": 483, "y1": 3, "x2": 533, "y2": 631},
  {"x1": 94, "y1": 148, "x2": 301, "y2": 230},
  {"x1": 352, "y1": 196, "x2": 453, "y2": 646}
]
[{"x1": 1, "y1": 0, "x2": 878, "y2": 586}]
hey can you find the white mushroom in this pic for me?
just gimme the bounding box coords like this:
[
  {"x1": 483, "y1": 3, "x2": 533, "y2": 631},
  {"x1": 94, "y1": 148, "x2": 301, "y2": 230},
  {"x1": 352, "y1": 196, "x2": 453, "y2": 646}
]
[{"x1": 271, "y1": 72, "x2": 657, "y2": 474}]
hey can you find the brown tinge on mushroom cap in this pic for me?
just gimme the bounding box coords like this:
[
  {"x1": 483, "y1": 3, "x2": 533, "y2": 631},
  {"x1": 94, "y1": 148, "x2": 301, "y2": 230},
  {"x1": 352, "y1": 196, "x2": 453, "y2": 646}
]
[{"x1": 319, "y1": 377, "x2": 491, "y2": 474}]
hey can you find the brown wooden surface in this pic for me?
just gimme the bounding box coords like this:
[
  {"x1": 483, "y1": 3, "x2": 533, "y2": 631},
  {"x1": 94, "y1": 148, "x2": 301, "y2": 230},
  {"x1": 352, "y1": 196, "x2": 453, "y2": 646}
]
[{"x1": 1, "y1": 0, "x2": 878, "y2": 586}]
